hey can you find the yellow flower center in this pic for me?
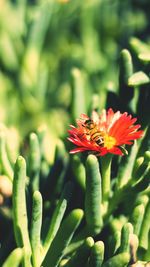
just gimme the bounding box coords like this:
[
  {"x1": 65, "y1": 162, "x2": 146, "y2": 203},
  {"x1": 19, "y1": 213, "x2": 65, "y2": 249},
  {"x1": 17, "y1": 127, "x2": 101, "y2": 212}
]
[{"x1": 103, "y1": 134, "x2": 116, "y2": 149}]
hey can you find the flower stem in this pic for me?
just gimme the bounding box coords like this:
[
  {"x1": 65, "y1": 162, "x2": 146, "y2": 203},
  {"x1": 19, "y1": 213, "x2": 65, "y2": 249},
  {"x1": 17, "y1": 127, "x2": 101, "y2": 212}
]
[{"x1": 100, "y1": 154, "x2": 112, "y2": 203}]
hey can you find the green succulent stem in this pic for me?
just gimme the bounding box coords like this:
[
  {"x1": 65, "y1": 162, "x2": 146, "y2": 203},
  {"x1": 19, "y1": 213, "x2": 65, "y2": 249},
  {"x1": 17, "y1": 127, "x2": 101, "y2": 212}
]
[
  {"x1": 139, "y1": 200, "x2": 150, "y2": 250},
  {"x1": 131, "y1": 204, "x2": 145, "y2": 236},
  {"x1": 71, "y1": 68, "x2": 87, "y2": 121},
  {"x1": 117, "y1": 141, "x2": 138, "y2": 189},
  {"x1": 0, "y1": 131, "x2": 13, "y2": 181},
  {"x1": 88, "y1": 241, "x2": 104, "y2": 267},
  {"x1": 102, "y1": 252, "x2": 130, "y2": 267},
  {"x1": 43, "y1": 209, "x2": 84, "y2": 267},
  {"x1": 28, "y1": 133, "x2": 41, "y2": 192},
  {"x1": 85, "y1": 155, "x2": 102, "y2": 235},
  {"x1": 42, "y1": 182, "x2": 73, "y2": 263},
  {"x1": 65, "y1": 237, "x2": 94, "y2": 267},
  {"x1": 12, "y1": 156, "x2": 32, "y2": 267},
  {"x1": 100, "y1": 154, "x2": 112, "y2": 203},
  {"x1": 2, "y1": 248, "x2": 23, "y2": 267},
  {"x1": 118, "y1": 223, "x2": 133, "y2": 254},
  {"x1": 30, "y1": 191, "x2": 43, "y2": 267}
]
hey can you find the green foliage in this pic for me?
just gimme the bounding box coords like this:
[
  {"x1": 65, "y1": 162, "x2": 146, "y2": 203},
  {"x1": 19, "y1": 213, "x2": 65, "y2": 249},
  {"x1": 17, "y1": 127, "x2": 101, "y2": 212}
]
[{"x1": 0, "y1": 0, "x2": 150, "y2": 267}]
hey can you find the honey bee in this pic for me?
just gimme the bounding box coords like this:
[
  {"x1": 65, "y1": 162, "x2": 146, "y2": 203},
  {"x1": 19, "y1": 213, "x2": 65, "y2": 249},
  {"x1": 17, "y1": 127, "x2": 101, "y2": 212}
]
[{"x1": 82, "y1": 119, "x2": 104, "y2": 147}]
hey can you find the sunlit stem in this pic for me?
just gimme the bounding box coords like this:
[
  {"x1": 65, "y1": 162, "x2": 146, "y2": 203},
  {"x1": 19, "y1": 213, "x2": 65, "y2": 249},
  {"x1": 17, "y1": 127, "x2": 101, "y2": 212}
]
[{"x1": 100, "y1": 154, "x2": 112, "y2": 203}]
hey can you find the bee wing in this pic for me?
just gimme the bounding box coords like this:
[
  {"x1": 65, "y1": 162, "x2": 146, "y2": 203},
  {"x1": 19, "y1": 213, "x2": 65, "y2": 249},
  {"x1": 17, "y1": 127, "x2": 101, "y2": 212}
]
[{"x1": 91, "y1": 111, "x2": 99, "y2": 124}]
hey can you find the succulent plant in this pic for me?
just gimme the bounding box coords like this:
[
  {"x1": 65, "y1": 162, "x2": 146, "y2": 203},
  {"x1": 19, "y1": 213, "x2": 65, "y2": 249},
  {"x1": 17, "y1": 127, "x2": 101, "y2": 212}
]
[{"x1": 0, "y1": 1, "x2": 149, "y2": 266}]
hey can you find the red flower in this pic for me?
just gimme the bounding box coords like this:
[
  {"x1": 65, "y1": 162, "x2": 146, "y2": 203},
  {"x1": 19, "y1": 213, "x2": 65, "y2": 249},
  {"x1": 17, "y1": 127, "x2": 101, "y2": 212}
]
[{"x1": 68, "y1": 109, "x2": 144, "y2": 156}]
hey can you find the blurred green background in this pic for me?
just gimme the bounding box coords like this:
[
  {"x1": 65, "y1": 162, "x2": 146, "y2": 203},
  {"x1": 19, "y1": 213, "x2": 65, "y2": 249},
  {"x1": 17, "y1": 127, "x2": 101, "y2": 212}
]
[
  {"x1": 0, "y1": 0, "x2": 150, "y2": 161},
  {"x1": 0, "y1": 1, "x2": 150, "y2": 266}
]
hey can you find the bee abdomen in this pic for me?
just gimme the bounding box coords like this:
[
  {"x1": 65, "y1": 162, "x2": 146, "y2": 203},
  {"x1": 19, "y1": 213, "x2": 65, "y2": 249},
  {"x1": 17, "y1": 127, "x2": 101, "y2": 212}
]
[{"x1": 91, "y1": 132, "x2": 104, "y2": 146}]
